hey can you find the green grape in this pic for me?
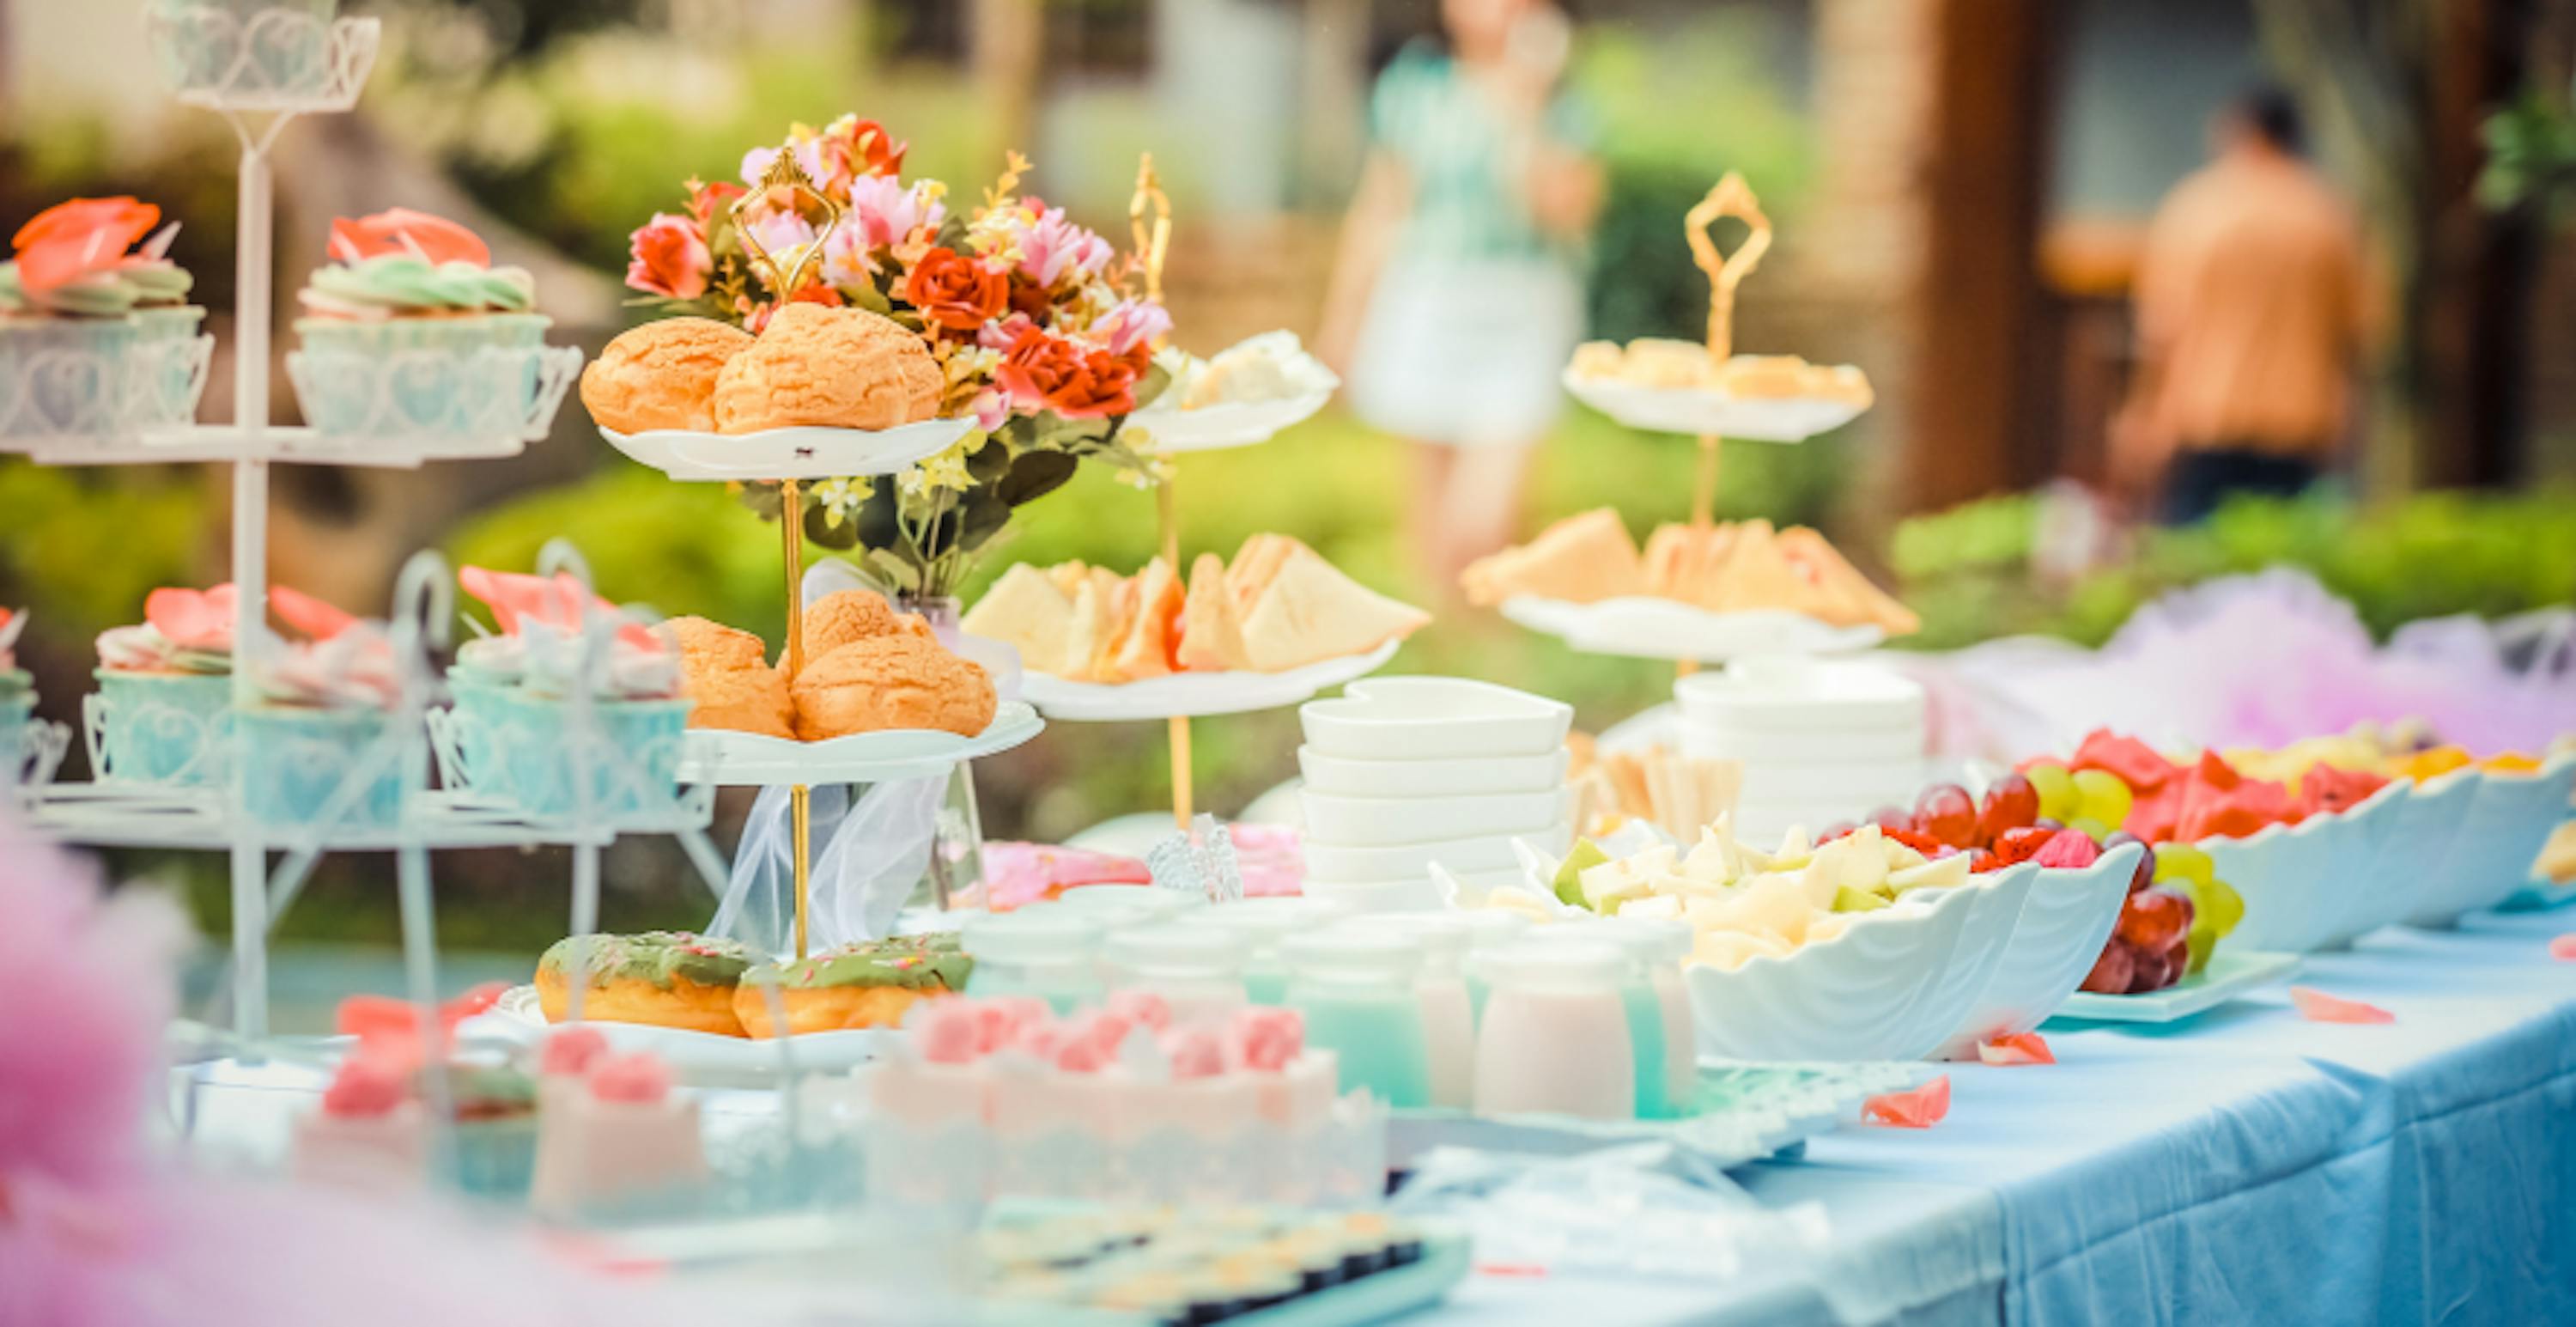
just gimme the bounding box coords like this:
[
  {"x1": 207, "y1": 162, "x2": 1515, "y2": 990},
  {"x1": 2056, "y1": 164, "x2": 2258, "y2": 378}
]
[
  {"x1": 2026, "y1": 761, "x2": 2079, "y2": 821},
  {"x1": 2184, "y1": 921, "x2": 2218, "y2": 976},
  {"x1": 2066, "y1": 816, "x2": 2112, "y2": 843},
  {"x1": 2153, "y1": 843, "x2": 2215, "y2": 888},
  {"x1": 2197, "y1": 875, "x2": 2245, "y2": 937},
  {"x1": 2070, "y1": 768, "x2": 2135, "y2": 829}
]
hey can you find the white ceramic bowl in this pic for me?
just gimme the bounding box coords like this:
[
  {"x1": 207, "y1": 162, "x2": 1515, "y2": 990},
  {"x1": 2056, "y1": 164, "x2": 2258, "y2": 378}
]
[
  {"x1": 1884, "y1": 863, "x2": 2037, "y2": 1057},
  {"x1": 1296, "y1": 744, "x2": 1569, "y2": 800},
  {"x1": 1297, "y1": 786, "x2": 1567, "y2": 848},
  {"x1": 1931, "y1": 844, "x2": 2140, "y2": 1059},
  {"x1": 1682, "y1": 872, "x2": 1990, "y2": 1062},
  {"x1": 2202, "y1": 777, "x2": 2408, "y2": 954},
  {"x1": 1298, "y1": 678, "x2": 1572, "y2": 761},
  {"x1": 1301, "y1": 821, "x2": 1570, "y2": 885},
  {"x1": 2405, "y1": 752, "x2": 2576, "y2": 927}
]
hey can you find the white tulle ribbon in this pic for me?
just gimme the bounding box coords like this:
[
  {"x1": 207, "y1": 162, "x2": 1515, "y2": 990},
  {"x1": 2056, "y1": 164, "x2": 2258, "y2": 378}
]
[{"x1": 708, "y1": 776, "x2": 947, "y2": 951}]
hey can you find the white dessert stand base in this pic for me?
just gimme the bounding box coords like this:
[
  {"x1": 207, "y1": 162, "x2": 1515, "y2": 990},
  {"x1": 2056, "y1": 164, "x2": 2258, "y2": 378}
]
[
  {"x1": 1020, "y1": 640, "x2": 1400, "y2": 721},
  {"x1": 1562, "y1": 374, "x2": 1867, "y2": 441},
  {"x1": 601, "y1": 417, "x2": 972, "y2": 483},
  {"x1": 1130, "y1": 388, "x2": 1334, "y2": 453},
  {"x1": 1501, "y1": 595, "x2": 1883, "y2": 663},
  {"x1": 474, "y1": 985, "x2": 901, "y2": 1083},
  {"x1": 676, "y1": 701, "x2": 1044, "y2": 787}
]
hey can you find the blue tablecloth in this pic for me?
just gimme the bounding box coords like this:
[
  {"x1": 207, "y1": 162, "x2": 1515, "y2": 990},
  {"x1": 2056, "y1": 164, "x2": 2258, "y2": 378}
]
[{"x1": 1421, "y1": 908, "x2": 2576, "y2": 1326}]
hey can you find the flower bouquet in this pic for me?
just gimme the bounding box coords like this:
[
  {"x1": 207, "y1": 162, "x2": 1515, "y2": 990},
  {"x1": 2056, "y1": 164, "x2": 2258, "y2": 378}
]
[{"x1": 621, "y1": 115, "x2": 1170, "y2": 601}]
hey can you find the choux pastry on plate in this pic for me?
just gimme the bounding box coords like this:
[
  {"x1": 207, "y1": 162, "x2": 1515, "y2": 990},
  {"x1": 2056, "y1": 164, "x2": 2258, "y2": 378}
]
[
  {"x1": 580, "y1": 317, "x2": 754, "y2": 434},
  {"x1": 714, "y1": 303, "x2": 943, "y2": 434}
]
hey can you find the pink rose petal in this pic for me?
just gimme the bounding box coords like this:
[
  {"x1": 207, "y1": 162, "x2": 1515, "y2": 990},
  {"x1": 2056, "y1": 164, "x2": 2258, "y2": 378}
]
[
  {"x1": 1863, "y1": 1074, "x2": 1951, "y2": 1129},
  {"x1": 2551, "y1": 934, "x2": 2576, "y2": 961},
  {"x1": 1977, "y1": 1032, "x2": 2055, "y2": 1066},
  {"x1": 2290, "y1": 985, "x2": 2394, "y2": 1025},
  {"x1": 272, "y1": 584, "x2": 357, "y2": 642}
]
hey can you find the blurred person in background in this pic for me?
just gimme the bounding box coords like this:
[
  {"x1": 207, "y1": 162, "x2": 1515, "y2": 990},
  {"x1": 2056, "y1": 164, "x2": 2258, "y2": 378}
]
[
  {"x1": 2114, "y1": 85, "x2": 2372, "y2": 526},
  {"x1": 1317, "y1": 0, "x2": 1604, "y2": 593}
]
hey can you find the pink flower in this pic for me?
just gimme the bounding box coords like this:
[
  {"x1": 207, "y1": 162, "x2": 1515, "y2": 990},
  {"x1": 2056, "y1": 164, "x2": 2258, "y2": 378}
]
[
  {"x1": 1090, "y1": 298, "x2": 1171, "y2": 360},
  {"x1": 739, "y1": 137, "x2": 828, "y2": 192},
  {"x1": 459, "y1": 567, "x2": 659, "y2": 651},
  {"x1": 1011, "y1": 205, "x2": 1113, "y2": 288},
  {"x1": 846, "y1": 174, "x2": 945, "y2": 252},
  {"x1": 969, "y1": 387, "x2": 1008, "y2": 432},
  {"x1": 624, "y1": 211, "x2": 710, "y2": 301}
]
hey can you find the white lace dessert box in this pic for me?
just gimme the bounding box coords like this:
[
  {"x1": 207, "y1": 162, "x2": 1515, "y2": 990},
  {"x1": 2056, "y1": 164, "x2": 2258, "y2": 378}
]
[
  {"x1": 1675, "y1": 658, "x2": 1926, "y2": 844},
  {"x1": 1296, "y1": 679, "x2": 1577, "y2": 911}
]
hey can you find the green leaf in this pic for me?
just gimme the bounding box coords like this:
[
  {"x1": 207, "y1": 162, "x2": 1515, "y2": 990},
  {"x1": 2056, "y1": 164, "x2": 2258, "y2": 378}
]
[
  {"x1": 998, "y1": 450, "x2": 1079, "y2": 507},
  {"x1": 803, "y1": 502, "x2": 860, "y2": 550}
]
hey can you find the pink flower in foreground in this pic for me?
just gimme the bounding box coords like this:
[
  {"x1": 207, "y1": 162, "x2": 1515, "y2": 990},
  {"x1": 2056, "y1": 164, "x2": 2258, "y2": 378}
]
[
  {"x1": 624, "y1": 212, "x2": 710, "y2": 301},
  {"x1": 1010, "y1": 204, "x2": 1113, "y2": 288},
  {"x1": 845, "y1": 173, "x2": 945, "y2": 252},
  {"x1": 1090, "y1": 297, "x2": 1170, "y2": 360}
]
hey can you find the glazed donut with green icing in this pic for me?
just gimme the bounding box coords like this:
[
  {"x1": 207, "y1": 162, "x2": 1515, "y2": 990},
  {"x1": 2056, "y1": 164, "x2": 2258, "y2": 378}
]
[
  {"x1": 735, "y1": 933, "x2": 974, "y2": 1038},
  {"x1": 536, "y1": 931, "x2": 756, "y2": 1038}
]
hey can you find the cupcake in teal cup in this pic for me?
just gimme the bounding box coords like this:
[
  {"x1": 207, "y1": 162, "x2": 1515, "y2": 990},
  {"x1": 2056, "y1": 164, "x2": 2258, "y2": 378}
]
[
  {"x1": 454, "y1": 563, "x2": 692, "y2": 820},
  {"x1": 290, "y1": 209, "x2": 547, "y2": 444},
  {"x1": 440, "y1": 632, "x2": 524, "y2": 800},
  {"x1": 93, "y1": 585, "x2": 239, "y2": 786},
  {"x1": 240, "y1": 622, "x2": 414, "y2": 830},
  {"x1": 2, "y1": 197, "x2": 205, "y2": 443}
]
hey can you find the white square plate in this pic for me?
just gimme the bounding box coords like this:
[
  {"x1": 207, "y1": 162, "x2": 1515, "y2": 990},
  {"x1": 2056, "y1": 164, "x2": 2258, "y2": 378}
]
[{"x1": 2047, "y1": 950, "x2": 2301, "y2": 1025}]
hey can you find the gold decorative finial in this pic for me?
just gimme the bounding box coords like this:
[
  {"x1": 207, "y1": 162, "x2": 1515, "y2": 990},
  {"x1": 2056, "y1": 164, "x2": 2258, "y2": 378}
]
[
  {"x1": 730, "y1": 149, "x2": 844, "y2": 297},
  {"x1": 1684, "y1": 172, "x2": 1772, "y2": 364},
  {"x1": 1128, "y1": 152, "x2": 1172, "y2": 303}
]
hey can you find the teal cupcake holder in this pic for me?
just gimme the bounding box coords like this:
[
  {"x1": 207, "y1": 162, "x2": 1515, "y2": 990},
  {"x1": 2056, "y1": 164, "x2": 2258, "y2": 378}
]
[
  {"x1": 0, "y1": 314, "x2": 214, "y2": 453},
  {"x1": 236, "y1": 703, "x2": 416, "y2": 829},
  {"x1": 86, "y1": 670, "x2": 235, "y2": 786},
  {"x1": 2, "y1": 691, "x2": 70, "y2": 795},
  {"x1": 429, "y1": 674, "x2": 514, "y2": 800},
  {"x1": 287, "y1": 317, "x2": 582, "y2": 458},
  {"x1": 430, "y1": 685, "x2": 698, "y2": 825}
]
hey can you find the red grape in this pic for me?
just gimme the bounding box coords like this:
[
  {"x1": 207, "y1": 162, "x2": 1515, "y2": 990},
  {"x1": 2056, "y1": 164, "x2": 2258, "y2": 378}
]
[
  {"x1": 1978, "y1": 773, "x2": 2041, "y2": 842},
  {"x1": 2128, "y1": 943, "x2": 2186, "y2": 994},
  {"x1": 1990, "y1": 825, "x2": 2056, "y2": 867},
  {"x1": 1916, "y1": 784, "x2": 1979, "y2": 847},
  {"x1": 2081, "y1": 941, "x2": 2136, "y2": 994},
  {"x1": 2116, "y1": 887, "x2": 2192, "y2": 951},
  {"x1": 2128, "y1": 845, "x2": 2157, "y2": 894}
]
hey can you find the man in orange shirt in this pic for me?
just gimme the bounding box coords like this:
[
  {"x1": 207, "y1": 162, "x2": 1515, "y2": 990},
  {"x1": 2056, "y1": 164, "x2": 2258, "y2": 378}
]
[{"x1": 2117, "y1": 87, "x2": 2372, "y2": 524}]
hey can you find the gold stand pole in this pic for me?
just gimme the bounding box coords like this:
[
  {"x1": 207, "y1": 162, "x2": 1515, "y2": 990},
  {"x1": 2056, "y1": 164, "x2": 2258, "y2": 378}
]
[
  {"x1": 781, "y1": 476, "x2": 811, "y2": 959},
  {"x1": 1133, "y1": 154, "x2": 1193, "y2": 831},
  {"x1": 1677, "y1": 173, "x2": 1773, "y2": 683}
]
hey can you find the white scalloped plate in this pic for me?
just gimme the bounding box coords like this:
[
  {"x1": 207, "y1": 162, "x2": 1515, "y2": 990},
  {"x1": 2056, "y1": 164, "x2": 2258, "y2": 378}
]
[
  {"x1": 1562, "y1": 372, "x2": 1868, "y2": 441},
  {"x1": 675, "y1": 700, "x2": 1043, "y2": 787},
  {"x1": 1130, "y1": 388, "x2": 1335, "y2": 453},
  {"x1": 1930, "y1": 844, "x2": 2142, "y2": 1060},
  {"x1": 472, "y1": 985, "x2": 901, "y2": 1080},
  {"x1": 1501, "y1": 594, "x2": 1884, "y2": 662},
  {"x1": 599, "y1": 417, "x2": 971, "y2": 482},
  {"x1": 2047, "y1": 949, "x2": 2301, "y2": 1024},
  {"x1": 1018, "y1": 640, "x2": 1399, "y2": 721}
]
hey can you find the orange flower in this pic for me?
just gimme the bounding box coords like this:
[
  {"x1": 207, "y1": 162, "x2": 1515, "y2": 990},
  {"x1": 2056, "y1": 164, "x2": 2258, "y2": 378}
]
[
  {"x1": 687, "y1": 178, "x2": 747, "y2": 228},
  {"x1": 994, "y1": 325, "x2": 1135, "y2": 419},
  {"x1": 625, "y1": 212, "x2": 711, "y2": 301},
  {"x1": 327, "y1": 208, "x2": 491, "y2": 267},
  {"x1": 12, "y1": 196, "x2": 161, "y2": 295},
  {"x1": 904, "y1": 247, "x2": 1007, "y2": 332}
]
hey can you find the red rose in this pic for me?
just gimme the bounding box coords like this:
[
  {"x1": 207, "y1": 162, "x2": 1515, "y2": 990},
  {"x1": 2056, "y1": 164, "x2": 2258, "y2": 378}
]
[
  {"x1": 1047, "y1": 349, "x2": 1139, "y2": 419},
  {"x1": 995, "y1": 325, "x2": 1085, "y2": 412},
  {"x1": 904, "y1": 247, "x2": 1008, "y2": 332},
  {"x1": 849, "y1": 119, "x2": 908, "y2": 178}
]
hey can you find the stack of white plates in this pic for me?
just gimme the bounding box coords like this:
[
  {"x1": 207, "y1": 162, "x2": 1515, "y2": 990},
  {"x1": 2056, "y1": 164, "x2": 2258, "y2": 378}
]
[
  {"x1": 1297, "y1": 678, "x2": 1575, "y2": 911},
  {"x1": 1675, "y1": 658, "x2": 1924, "y2": 846}
]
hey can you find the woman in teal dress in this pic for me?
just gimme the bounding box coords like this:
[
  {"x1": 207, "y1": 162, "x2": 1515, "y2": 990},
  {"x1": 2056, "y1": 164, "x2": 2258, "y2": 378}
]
[{"x1": 1316, "y1": 0, "x2": 1604, "y2": 595}]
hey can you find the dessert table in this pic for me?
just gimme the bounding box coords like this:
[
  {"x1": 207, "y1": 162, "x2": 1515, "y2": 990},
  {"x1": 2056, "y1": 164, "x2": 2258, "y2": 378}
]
[{"x1": 1423, "y1": 905, "x2": 2576, "y2": 1326}]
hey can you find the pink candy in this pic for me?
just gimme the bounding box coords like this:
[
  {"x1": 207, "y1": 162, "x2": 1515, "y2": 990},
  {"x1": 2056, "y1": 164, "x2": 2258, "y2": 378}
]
[
  {"x1": 1163, "y1": 1026, "x2": 1230, "y2": 1080},
  {"x1": 1052, "y1": 1035, "x2": 1109, "y2": 1074},
  {"x1": 541, "y1": 1026, "x2": 611, "y2": 1077},
  {"x1": 1104, "y1": 989, "x2": 1172, "y2": 1032},
  {"x1": 1230, "y1": 1007, "x2": 1304, "y2": 1072},
  {"x1": 587, "y1": 1051, "x2": 674, "y2": 1104},
  {"x1": 321, "y1": 1055, "x2": 409, "y2": 1118},
  {"x1": 915, "y1": 1001, "x2": 984, "y2": 1065}
]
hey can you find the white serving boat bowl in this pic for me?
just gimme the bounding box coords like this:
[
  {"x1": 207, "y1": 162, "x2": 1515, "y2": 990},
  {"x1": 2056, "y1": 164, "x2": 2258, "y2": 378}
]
[
  {"x1": 2200, "y1": 777, "x2": 2407, "y2": 954},
  {"x1": 2403, "y1": 752, "x2": 2576, "y2": 928},
  {"x1": 2327, "y1": 768, "x2": 2476, "y2": 944},
  {"x1": 1930, "y1": 843, "x2": 2141, "y2": 1059},
  {"x1": 1680, "y1": 865, "x2": 2025, "y2": 1063}
]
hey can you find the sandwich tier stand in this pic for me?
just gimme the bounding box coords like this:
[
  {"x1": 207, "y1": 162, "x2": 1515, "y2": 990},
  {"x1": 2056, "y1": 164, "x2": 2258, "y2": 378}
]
[
  {"x1": 1522, "y1": 173, "x2": 1879, "y2": 671},
  {"x1": 1011, "y1": 155, "x2": 1358, "y2": 836},
  {"x1": 594, "y1": 150, "x2": 1044, "y2": 959},
  {"x1": 6, "y1": 3, "x2": 716, "y2": 1044}
]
